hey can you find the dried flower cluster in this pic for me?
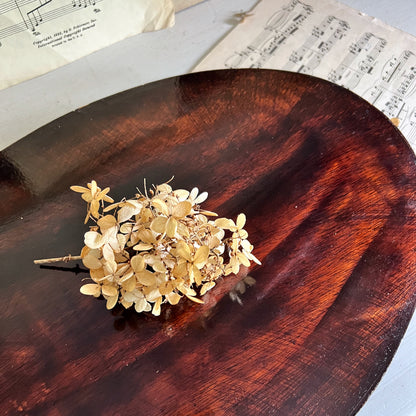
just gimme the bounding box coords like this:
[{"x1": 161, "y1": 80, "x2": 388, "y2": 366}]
[{"x1": 71, "y1": 180, "x2": 260, "y2": 316}]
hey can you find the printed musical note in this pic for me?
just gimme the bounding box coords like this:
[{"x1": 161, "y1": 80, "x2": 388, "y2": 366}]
[
  {"x1": 328, "y1": 32, "x2": 386, "y2": 89},
  {"x1": 283, "y1": 15, "x2": 349, "y2": 73},
  {"x1": 225, "y1": 0, "x2": 313, "y2": 69},
  {"x1": 0, "y1": 0, "x2": 102, "y2": 39}
]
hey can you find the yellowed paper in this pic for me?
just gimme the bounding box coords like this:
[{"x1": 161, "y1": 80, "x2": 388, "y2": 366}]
[
  {"x1": 0, "y1": 0, "x2": 175, "y2": 90},
  {"x1": 173, "y1": 0, "x2": 204, "y2": 12},
  {"x1": 194, "y1": 0, "x2": 416, "y2": 149}
]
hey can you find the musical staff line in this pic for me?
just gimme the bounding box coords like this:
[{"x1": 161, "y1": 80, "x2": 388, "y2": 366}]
[
  {"x1": 283, "y1": 15, "x2": 349, "y2": 74},
  {"x1": 224, "y1": 0, "x2": 313, "y2": 69},
  {"x1": 0, "y1": 0, "x2": 37, "y2": 15},
  {"x1": 0, "y1": 0, "x2": 101, "y2": 39}
]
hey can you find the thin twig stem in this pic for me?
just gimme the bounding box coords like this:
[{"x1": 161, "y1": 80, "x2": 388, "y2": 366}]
[{"x1": 34, "y1": 255, "x2": 82, "y2": 265}]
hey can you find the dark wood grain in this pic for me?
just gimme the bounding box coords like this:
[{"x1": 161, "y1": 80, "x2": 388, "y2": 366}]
[{"x1": 1, "y1": 69, "x2": 416, "y2": 416}]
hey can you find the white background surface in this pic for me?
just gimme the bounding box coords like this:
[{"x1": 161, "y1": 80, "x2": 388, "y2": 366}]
[{"x1": 1, "y1": 1, "x2": 415, "y2": 414}]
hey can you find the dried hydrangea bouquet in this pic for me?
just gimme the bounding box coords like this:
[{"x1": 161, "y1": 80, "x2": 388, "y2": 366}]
[{"x1": 35, "y1": 179, "x2": 260, "y2": 316}]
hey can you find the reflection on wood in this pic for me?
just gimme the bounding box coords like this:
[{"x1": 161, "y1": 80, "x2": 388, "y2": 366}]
[{"x1": 1, "y1": 69, "x2": 416, "y2": 415}]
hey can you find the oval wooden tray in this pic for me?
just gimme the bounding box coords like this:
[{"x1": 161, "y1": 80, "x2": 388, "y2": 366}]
[{"x1": 1, "y1": 69, "x2": 416, "y2": 415}]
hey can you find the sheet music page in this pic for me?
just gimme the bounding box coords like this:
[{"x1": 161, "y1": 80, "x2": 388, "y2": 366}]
[
  {"x1": 194, "y1": 0, "x2": 416, "y2": 149},
  {"x1": 173, "y1": 0, "x2": 204, "y2": 11},
  {"x1": 0, "y1": 0, "x2": 174, "y2": 90}
]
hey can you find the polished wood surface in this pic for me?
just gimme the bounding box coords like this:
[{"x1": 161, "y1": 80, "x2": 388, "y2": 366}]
[{"x1": 1, "y1": 69, "x2": 416, "y2": 415}]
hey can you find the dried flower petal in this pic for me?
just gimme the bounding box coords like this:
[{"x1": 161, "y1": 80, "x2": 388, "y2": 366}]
[
  {"x1": 80, "y1": 283, "x2": 101, "y2": 297},
  {"x1": 84, "y1": 231, "x2": 103, "y2": 249},
  {"x1": 172, "y1": 200, "x2": 192, "y2": 218},
  {"x1": 131, "y1": 255, "x2": 145, "y2": 272},
  {"x1": 102, "y1": 284, "x2": 118, "y2": 297},
  {"x1": 82, "y1": 254, "x2": 102, "y2": 270},
  {"x1": 106, "y1": 294, "x2": 118, "y2": 309}
]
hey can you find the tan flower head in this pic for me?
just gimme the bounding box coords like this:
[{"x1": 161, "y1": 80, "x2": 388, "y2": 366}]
[{"x1": 72, "y1": 179, "x2": 260, "y2": 315}]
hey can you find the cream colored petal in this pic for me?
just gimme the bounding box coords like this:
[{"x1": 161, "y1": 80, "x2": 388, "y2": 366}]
[
  {"x1": 118, "y1": 204, "x2": 138, "y2": 223},
  {"x1": 159, "y1": 282, "x2": 173, "y2": 296},
  {"x1": 241, "y1": 239, "x2": 252, "y2": 252},
  {"x1": 245, "y1": 251, "x2": 261, "y2": 265},
  {"x1": 121, "y1": 300, "x2": 133, "y2": 309},
  {"x1": 80, "y1": 245, "x2": 90, "y2": 258},
  {"x1": 119, "y1": 269, "x2": 134, "y2": 283},
  {"x1": 103, "y1": 195, "x2": 114, "y2": 203},
  {"x1": 82, "y1": 254, "x2": 102, "y2": 270},
  {"x1": 173, "y1": 189, "x2": 190, "y2": 201},
  {"x1": 102, "y1": 284, "x2": 118, "y2": 297},
  {"x1": 136, "y1": 270, "x2": 155, "y2": 286},
  {"x1": 231, "y1": 237, "x2": 239, "y2": 252},
  {"x1": 123, "y1": 276, "x2": 136, "y2": 292},
  {"x1": 189, "y1": 187, "x2": 199, "y2": 201},
  {"x1": 120, "y1": 223, "x2": 133, "y2": 234},
  {"x1": 156, "y1": 183, "x2": 172, "y2": 193},
  {"x1": 143, "y1": 286, "x2": 161, "y2": 302},
  {"x1": 84, "y1": 231, "x2": 103, "y2": 249},
  {"x1": 153, "y1": 261, "x2": 167, "y2": 273},
  {"x1": 172, "y1": 201, "x2": 192, "y2": 218},
  {"x1": 166, "y1": 217, "x2": 178, "y2": 238},
  {"x1": 239, "y1": 230, "x2": 249, "y2": 239},
  {"x1": 152, "y1": 198, "x2": 169, "y2": 216},
  {"x1": 133, "y1": 243, "x2": 153, "y2": 251},
  {"x1": 90, "y1": 180, "x2": 98, "y2": 196},
  {"x1": 70, "y1": 185, "x2": 89, "y2": 193},
  {"x1": 150, "y1": 216, "x2": 168, "y2": 234},
  {"x1": 134, "y1": 297, "x2": 149, "y2": 313},
  {"x1": 102, "y1": 244, "x2": 115, "y2": 262},
  {"x1": 117, "y1": 233, "x2": 129, "y2": 251},
  {"x1": 237, "y1": 252, "x2": 251, "y2": 267},
  {"x1": 236, "y1": 213, "x2": 246, "y2": 229},
  {"x1": 175, "y1": 241, "x2": 192, "y2": 261},
  {"x1": 199, "y1": 210, "x2": 218, "y2": 217},
  {"x1": 123, "y1": 291, "x2": 139, "y2": 303},
  {"x1": 152, "y1": 297, "x2": 163, "y2": 316},
  {"x1": 178, "y1": 285, "x2": 196, "y2": 296},
  {"x1": 103, "y1": 201, "x2": 122, "y2": 212},
  {"x1": 103, "y1": 259, "x2": 118, "y2": 275},
  {"x1": 97, "y1": 215, "x2": 117, "y2": 231},
  {"x1": 140, "y1": 207, "x2": 153, "y2": 223},
  {"x1": 200, "y1": 281, "x2": 215, "y2": 296},
  {"x1": 166, "y1": 292, "x2": 181, "y2": 305},
  {"x1": 172, "y1": 262, "x2": 188, "y2": 278},
  {"x1": 224, "y1": 266, "x2": 233, "y2": 276},
  {"x1": 106, "y1": 294, "x2": 118, "y2": 310},
  {"x1": 137, "y1": 228, "x2": 157, "y2": 244},
  {"x1": 193, "y1": 191, "x2": 208, "y2": 205},
  {"x1": 130, "y1": 255, "x2": 145, "y2": 272},
  {"x1": 90, "y1": 268, "x2": 105, "y2": 282},
  {"x1": 177, "y1": 222, "x2": 190, "y2": 238},
  {"x1": 90, "y1": 199, "x2": 100, "y2": 219},
  {"x1": 193, "y1": 245, "x2": 209, "y2": 269},
  {"x1": 185, "y1": 294, "x2": 204, "y2": 304},
  {"x1": 214, "y1": 218, "x2": 235, "y2": 230},
  {"x1": 82, "y1": 192, "x2": 93, "y2": 203},
  {"x1": 96, "y1": 186, "x2": 112, "y2": 199},
  {"x1": 80, "y1": 283, "x2": 101, "y2": 297},
  {"x1": 192, "y1": 265, "x2": 202, "y2": 286},
  {"x1": 115, "y1": 263, "x2": 130, "y2": 275}
]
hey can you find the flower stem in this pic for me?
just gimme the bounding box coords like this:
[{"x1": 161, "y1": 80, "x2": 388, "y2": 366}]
[{"x1": 34, "y1": 255, "x2": 82, "y2": 264}]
